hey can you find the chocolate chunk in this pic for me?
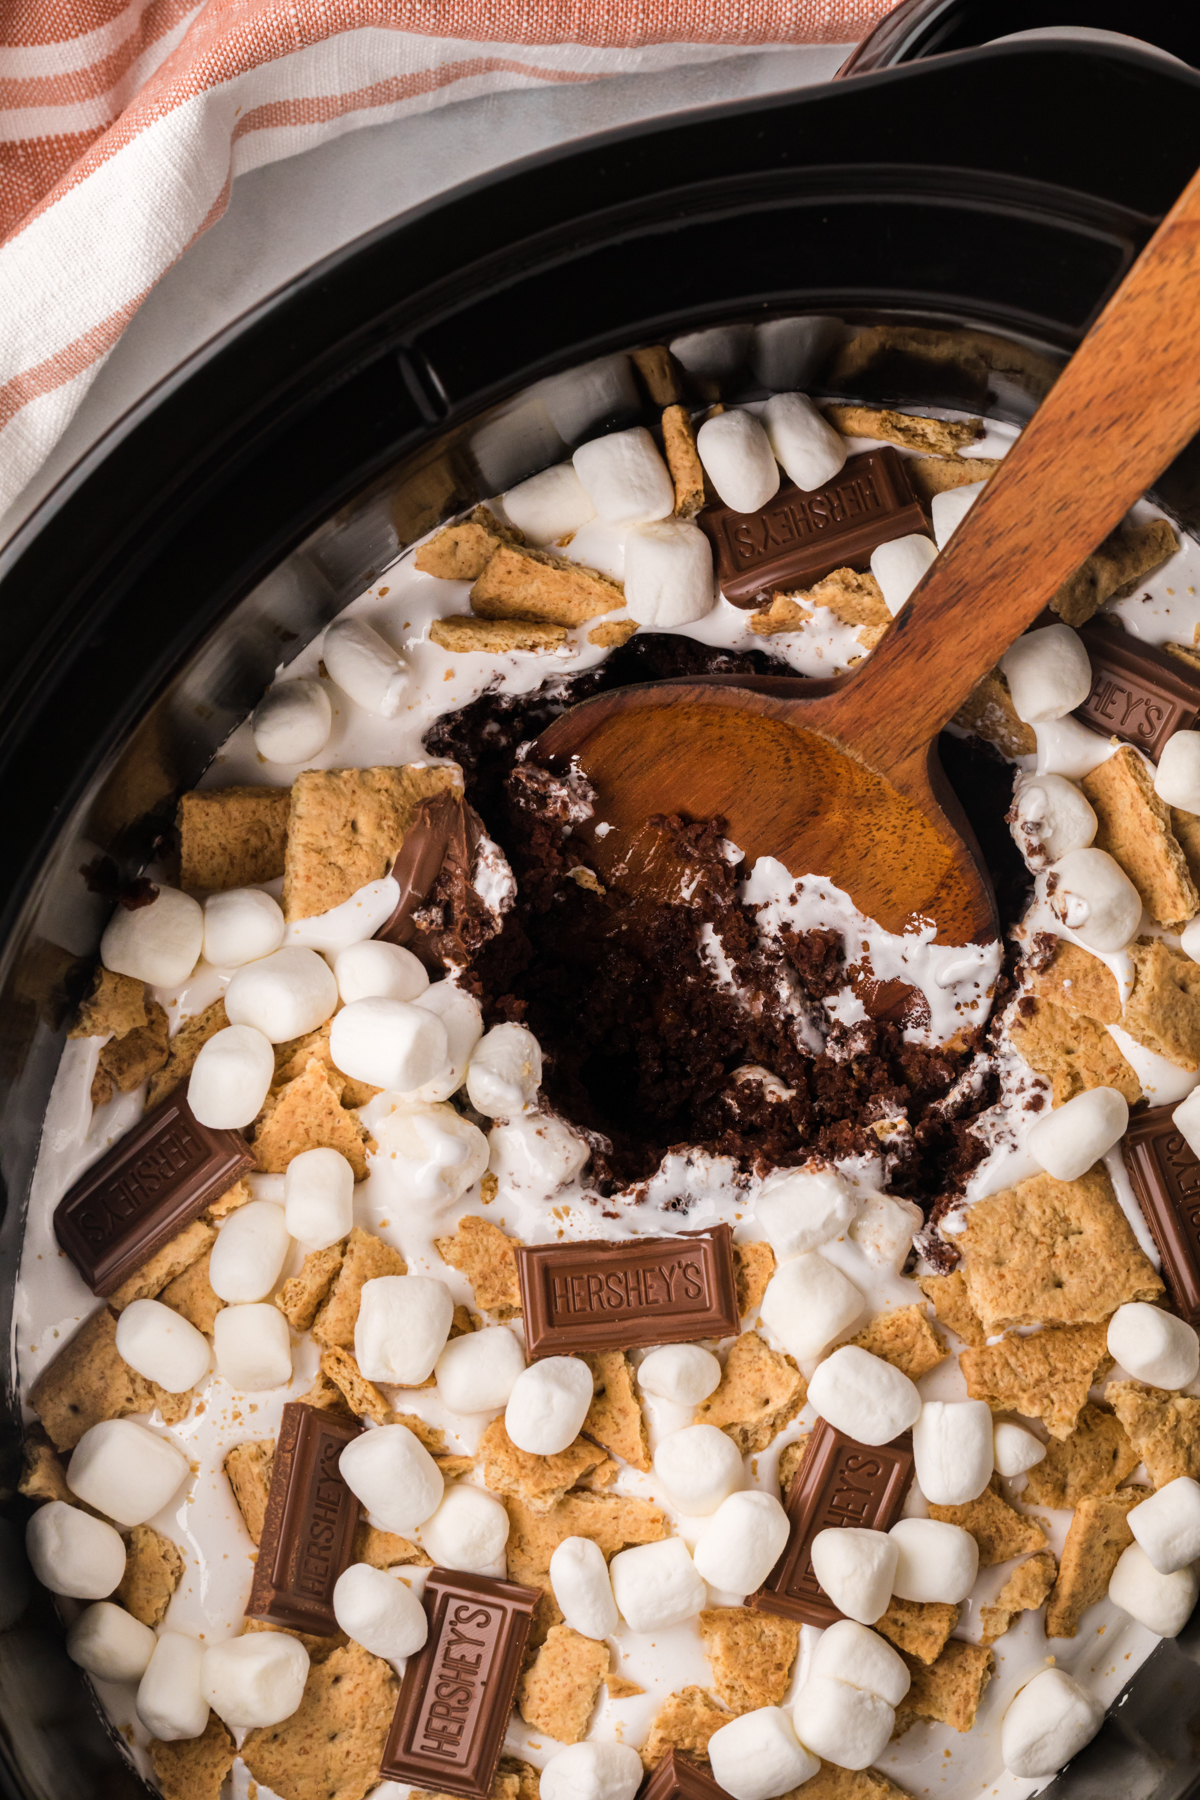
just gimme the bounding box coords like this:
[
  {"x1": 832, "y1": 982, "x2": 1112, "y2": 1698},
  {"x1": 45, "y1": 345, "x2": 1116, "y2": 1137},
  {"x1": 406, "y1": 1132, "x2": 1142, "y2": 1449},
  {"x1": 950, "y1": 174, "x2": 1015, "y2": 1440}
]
[
  {"x1": 751, "y1": 1418, "x2": 914, "y2": 1626},
  {"x1": 699, "y1": 447, "x2": 928, "y2": 607},
  {"x1": 515, "y1": 1227, "x2": 739, "y2": 1358},
  {"x1": 246, "y1": 1402, "x2": 362, "y2": 1633},
  {"x1": 639, "y1": 1752, "x2": 730, "y2": 1800},
  {"x1": 380, "y1": 1568, "x2": 539, "y2": 1799},
  {"x1": 1074, "y1": 621, "x2": 1200, "y2": 758},
  {"x1": 1122, "y1": 1103, "x2": 1200, "y2": 1324},
  {"x1": 54, "y1": 1090, "x2": 253, "y2": 1296}
]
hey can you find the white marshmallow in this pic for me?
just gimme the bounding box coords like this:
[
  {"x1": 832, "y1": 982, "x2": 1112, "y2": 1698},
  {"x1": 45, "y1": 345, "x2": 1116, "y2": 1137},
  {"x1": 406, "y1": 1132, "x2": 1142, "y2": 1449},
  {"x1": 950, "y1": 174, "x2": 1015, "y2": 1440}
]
[
  {"x1": 1010, "y1": 773, "x2": 1097, "y2": 869},
  {"x1": 488, "y1": 1112, "x2": 590, "y2": 1201},
  {"x1": 410, "y1": 979, "x2": 483, "y2": 1101},
  {"x1": 101, "y1": 886, "x2": 203, "y2": 988},
  {"x1": 912, "y1": 1400, "x2": 994, "y2": 1506},
  {"x1": 573, "y1": 427, "x2": 674, "y2": 526},
  {"x1": 355, "y1": 1275, "x2": 453, "y2": 1386},
  {"x1": 1001, "y1": 1667, "x2": 1102, "y2": 1779},
  {"x1": 751, "y1": 318, "x2": 841, "y2": 391},
  {"x1": 66, "y1": 1419, "x2": 189, "y2": 1526},
  {"x1": 339, "y1": 1424, "x2": 444, "y2": 1532},
  {"x1": 285, "y1": 878, "x2": 401, "y2": 954},
  {"x1": 334, "y1": 939, "x2": 429, "y2": 1005},
  {"x1": 1108, "y1": 1302, "x2": 1200, "y2": 1389},
  {"x1": 637, "y1": 1344, "x2": 722, "y2": 1406},
  {"x1": 503, "y1": 462, "x2": 596, "y2": 544},
  {"x1": 760, "y1": 391, "x2": 846, "y2": 492},
  {"x1": 252, "y1": 678, "x2": 332, "y2": 763},
  {"x1": 1182, "y1": 916, "x2": 1200, "y2": 965},
  {"x1": 187, "y1": 1024, "x2": 275, "y2": 1130},
  {"x1": 329, "y1": 995, "x2": 449, "y2": 1093},
  {"x1": 202, "y1": 1631, "x2": 309, "y2": 1729},
  {"x1": 25, "y1": 1502, "x2": 125, "y2": 1599},
  {"x1": 537, "y1": 354, "x2": 639, "y2": 444},
  {"x1": 669, "y1": 325, "x2": 751, "y2": 381},
  {"x1": 466, "y1": 1022, "x2": 543, "y2": 1117},
  {"x1": 115, "y1": 1299, "x2": 210, "y2": 1393},
  {"x1": 623, "y1": 519, "x2": 716, "y2": 628},
  {"x1": 213, "y1": 1302, "x2": 292, "y2": 1390},
  {"x1": 564, "y1": 519, "x2": 627, "y2": 581},
  {"x1": 1128, "y1": 1476, "x2": 1200, "y2": 1573},
  {"x1": 1175, "y1": 1084, "x2": 1200, "y2": 1158},
  {"x1": 993, "y1": 1420, "x2": 1047, "y2": 1477},
  {"x1": 792, "y1": 1675, "x2": 894, "y2": 1770},
  {"x1": 209, "y1": 1199, "x2": 291, "y2": 1302},
  {"x1": 1027, "y1": 1084, "x2": 1128, "y2": 1181},
  {"x1": 849, "y1": 1193, "x2": 923, "y2": 1272},
  {"x1": 1155, "y1": 730, "x2": 1200, "y2": 810},
  {"x1": 370, "y1": 1100, "x2": 489, "y2": 1212},
  {"x1": 540, "y1": 1741, "x2": 644, "y2": 1800},
  {"x1": 1000, "y1": 624, "x2": 1094, "y2": 724},
  {"x1": 225, "y1": 945, "x2": 338, "y2": 1043},
  {"x1": 810, "y1": 1619, "x2": 911, "y2": 1707},
  {"x1": 889, "y1": 1517, "x2": 979, "y2": 1603},
  {"x1": 869, "y1": 535, "x2": 937, "y2": 617},
  {"x1": 549, "y1": 1536, "x2": 620, "y2": 1640},
  {"x1": 693, "y1": 1490, "x2": 789, "y2": 1593},
  {"x1": 609, "y1": 1537, "x2": 706, "y2": 1631},
  {"x1": 506, "y1": 1356, "x2": 594, "y2": 1456},
  {"x1": 708, "y1": 1707, "x2": 818, "y2": 1800},
  {"x1": 436, "y1": 1326, "x2": 526, "y2": 1413},
  {"x1": 67, "y1": 1602, "x2": 157, "y2": 1682},
  {"x1": 333, "y1": 1562, "x2": 429, "y2": 1660},
  {"x1": 1109, "y1": 1540, "x2": 1199, "y2": 1637},
  {"x1": 653, "y1": 1424, "x2": 744, "y2": 1515},
  {"x1": 809, "y1": 1528, "x2": 897, "y2": 1625},
  {"x1": 696, "y1": 410, "x2": 779, "y2": 513},
  {"x1": 284, "y1": 1146, "x2": 355, "y2": 1249},
  {"x1": 203, "y1": 888, "x2": 285, "y2": 968},
  {"x1": 420, "y1": 1482, "x2": 510, "y2": 1573},
  {"x1": 807, "y1": 1346, "x2": 922, "y2": 1447},
  {"x1": 759, "y1": 1254, "x2": 865, "y2": 1361},
  {"x1": 322, "y1": 618, "x2": 408, "y2": 717},
  {"x1": 137, "y1": 1633, "x2": 210, "y2": 1741},
  {"x1": 1049, "y1": 846, "x2": 1143, "y2": 952},
  {"x1": 930, "y1": 478, "x2": 988, "y2": 549},
  {"x1": 754, "y1": 1166, "x2": 858, "y2": 1260}
]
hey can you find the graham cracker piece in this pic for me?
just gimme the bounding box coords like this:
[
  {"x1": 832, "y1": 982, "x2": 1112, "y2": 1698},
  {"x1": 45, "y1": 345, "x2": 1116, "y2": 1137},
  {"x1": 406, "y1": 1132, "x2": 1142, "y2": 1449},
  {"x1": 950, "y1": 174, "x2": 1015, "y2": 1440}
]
[
  {"x1": 583, "y1": 1351, "x2": 650, "y2": 1471},
  {"x1": 907, "y1": 455, "x2": 1003, "y2": 505},
  {"x1": 244, "y1": 1617, "x2": 349, "y2": 1664},
  {"x1": 779, "y1": 1434, "x2": 809, "y2": 1499},
  {"x1": 917, "y1": 1272, "x2": 986, "y2": 1347},
  {"x1": 1052, "y1": 518, "x2": 1178, "y2": 628},
  {"x1": 225, "y1": 1440, "x2": 275, "y2": 1545},
  {"x1": 471, "y1": 542, "x2": 624, "y2": 627},
  {"x1": 354, "y1": 1522, "x2": 430, "y2": 1568},
  {"x1": 150, "y1": 1714, "x2": 236, "y2": 1800},
  {"x1": 662, "y1": 405, "x2": 705, "y2": 519},
  {"x1": 435, "y1": 1214, "x2": 521, "y2": 1316},
  {"x1": 479, "y1": 1418, "x2": 611, "y2": 1513},
  {"x1": 321, "y1": 1347, "x2": 390, "y2": 1423},
  {"x1": 283, "y1": 764, "x2": 461, "y2": 922},
  {"x1": 874, "y1": 1597, "x2": 958, "y2": 1665},
  {"x1": 431, "y1": 615, "x2": 568, "y2": 653},
  {"x1": 89, "y1": 997, "x2": 169, "y2": 1107},
  {"x1": 959, "y1": 1163, "x2": 1162, "y2": 1331},
  {"x1": 206, "y1": 1174, "x2": 253, "y2": 1220},
  {"x1": 607, "y1": 1673, "x2": 645, "y2": 1700},
  {"x1": 1023, "y1": 1401, "x2": 1138, "y2": 1509},
  {"x1": 178, "y1": 786, "x2": 290, "y2": 892},
  {"x1": 504, "y1": 1490, "x2": 668, "y2": 1597},
  {"x1": 640, "y1": 1687, "x2": 732, "y2": 1769},
  {"x1": 517, "y1": 1623, "x2": 609, "y2": 1744},
  {"x1": 1081, "y1": 745, "x2": 1198, "y2": 926},
  {"x1": 30, "y1": 1305, "x2": 160, "y2": 1451},
  {"x1": 960, "y1": 1322, "x2": 1111, "y2": 1439},
  {"x1": 296, "y1": 1368, "x2": 354, "y2": 1416},
  {"x1": 18, "y1": 1437, "x2": 73, "y2": 1506},
  {"x1": 750, "y1": 567, "x2": 889, "y2": 639},
  {"x1": 693, "y1": 1330, "x2": 806, "y2": 1455},
  {"x1": 273, "y1": 1022, "x2": 379, "y2": 1110},
  {"x1": 748, "y1": 595, "x2": 810, "y2": 637},
  {"x1": 437, "y1": 1455, "x2": 476, "y2": 1480},
  {"x1": 979, "y1": 1551, "x2": 1058, "y2": 1646},
  {"x1": 277, "y1": 1240, "x2": 347, "y2": 1330},
  {"x1": 1171, "y1": 804, "x2": 1200, "y2": 890},
  {"x1": 312, "y1": 1227, "x2": 406, "y2": 1350},
  {"x1": 794, "y1": 1770, "x2": 913, "y2": 1800},
  {"x1": 847, "y1": 1304, "x2": 946, "y2": 1380},
  {"x1": 415, "y1": 508, "x2": 522, "y2": 581},
  {"x1": 698, "y1": 1607, "x2": 799, "y2": 1713},
  {"x1": 633, "y1": 346, "x2": 684, "y2": 406},
  {"x1": 116, "y1": 1523, "x2": 183, "y2": 1626},
  {"x1": 146, "y1": 997, "x2": 228, "y2": 1108},
  {"x1": 241, "y1": 1640, "x2": 398, "y2": 1800},
  {"x1": 953, "y1": 669, "x2": 1037, "y2": 758},
  {"x1": 896, "y1": 1640, "x2": 993, "y2": 1735},
  {"x1": 588, "y1": 619, "x2": 639, "y2": 649},
  {"x1": 829, "y1": 325, "x2": 990, "y2": 407},
  {"x1": 929, "y1": 1475, "x2": 1047, "y2": 1565},
  {"x1": 392, "y1": 1411, "x2": 448, "y2": 1458},
  {"x1": 734, "y1": 1240, "x2": 776, "y2": 1316},
  {"x1": 69, "y1": 966, "x2": 147, "y2": 1039},
  {"x1": 1009, "y1": 995, "x2": 1141, "y2": 1107},
  {"x1": 254, "y1": 1057, "x2": 371, "y2": 1180},
  {"x1": 1045, "y1": 1487, "x2": 1147, "y2": 1638},
  {"x1": 159, "y1": 1250, "x2": 223, "y2": 1334},
  {"x1": 823, "y1": 404, "x2": 982, "y2": 457},
  {"x1": 109, "y1": 1217, "x2": 215, "y2": 1311},
  {"x1": 1106, "y1": 1380, "x2": 1200, "y2": 1486},
  {"x1": 1121, "y1": 936, "x2": 1200, "y2": 1069},
  {"x1": 1035, "y1": 940, "x2": 1122, "y2": 1025}
]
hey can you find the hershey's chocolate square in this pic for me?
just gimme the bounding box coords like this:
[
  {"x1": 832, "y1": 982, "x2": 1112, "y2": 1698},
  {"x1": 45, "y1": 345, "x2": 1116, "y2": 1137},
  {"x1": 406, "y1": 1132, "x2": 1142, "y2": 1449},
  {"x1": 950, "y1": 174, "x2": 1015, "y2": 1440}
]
[
  {"x1": 515, "y1": 1226, "x2": 739, "y2": 1357},
  {"x1": 247, "y1": 1402, "x2": 362, "y2": 1634},
  {"x1": 1074, "y1": 621, "x2": 1200, "y2": 758},
  {"x1": 1122, "y1": 1103, "x2": 1200, "y2": 1324}
]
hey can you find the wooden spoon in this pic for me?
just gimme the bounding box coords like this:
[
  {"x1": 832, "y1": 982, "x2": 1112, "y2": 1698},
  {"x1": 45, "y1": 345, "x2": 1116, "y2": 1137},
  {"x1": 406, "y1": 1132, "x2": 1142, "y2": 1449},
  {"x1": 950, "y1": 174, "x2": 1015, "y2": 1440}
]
[{"x1": 534, "y1": 166, "x2": 1200, "y2": 946}]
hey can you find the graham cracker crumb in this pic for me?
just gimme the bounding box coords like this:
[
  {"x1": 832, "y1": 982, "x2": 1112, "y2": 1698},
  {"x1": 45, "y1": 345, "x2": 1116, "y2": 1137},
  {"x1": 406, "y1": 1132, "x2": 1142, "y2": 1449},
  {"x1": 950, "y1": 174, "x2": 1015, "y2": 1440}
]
[
  {"x1": 517, "y1": 1623, "x2": 609, "y2": 1744},
  {"x1": 254, "y1": 1058, "x2": 371, "y2": 1180},
  {"x1": 907, "y1": 455, "x2": 1003, "y2": 506},
  {"x1": 794, "y1": 1769, "x2": 913, "y2": 1800},
  {"x1": 435, "y1": 1214, "x2": 521, "y2": 1316},
  {"x1": 824, "y1": 405, "x2": 982, "y2": 457},
  {"x1": 146, "y1": 999, "x2": 229, "y2": 1109},
  {"x1": 1053, "y1": 518, "x2": 1178, "y2": 628},
  {"x1": 748, "y1": 594, "x2": 810, "y2": 638},
  {"x1": 69, "y1": 966, "x2": 148, "y2": 1041},
  {"x1": 479, "y1": 1417, "x2": 612, "y2": 1513},
  {"x1": 1106, "y1": 1380, "x2": 1200, "y2": 1486},
  {"x1": 1009, "y1": 994, "x2": 1141, "y2": 1108},
  {"x1": 640, "y1": 1687, "x2": 732, "y2": 1769},
  {"x1": 178, "y1": 787, "x2": 290, "y2": 892},
  {"x1": 109, "y1": 1217, "x2": 215, "y2": 1311},
  {"x1": 693, "y1": 1330, "x2": 806, "y2": 1455},
  {"x1": 225, "y1": 1440, "x2": 275, "y2": 1545},
  {"x1": 30, "y1": 1305, "x2": 164, "y2": 1451},
  {"x1": 321, "y1": 1347, "x2": 390, "y2": 1423},
  {"x1": 18, "y1": 1437, "x2": 73, "y2": 1506},
  {"x1": 1121, "y1": 936, "x2": 1200, "y2": 1069},
  {"x1": 847, "y1": 1304, "x2": 946, "y2": 1380},
  {"x1": 980, "y1": 1551, "x2": 1058, "y2": 1646},
  {"x1": 751, "y1": 567, "x2": 889, "y2": 638},
  {"x1": 698, "y1": 1607, "x2": 799, "y2": 1713},
  {"x1": 1081, "y1": 745, "x2": 1198, "y2": 927},
  {"x1": 778, "y1": 1435, "x2": 809, "y2": 1499},
  {"x1": 1022, "y1": 1402, "x2": 1138, "y2": 1509},
  {"x1": 241, "y1": 1640, "x2": 398, "y2": 1800},
  {"x1": 1045, "y1": 1488, "x2": 1147, "y2": 1638},
  {"x1": 432, "y1": 614, "x2": 569, "y2": 654},
  {"x1": 896, "y1": 1640, "x2": 993, "y2": 1734},
  {"x1": 415, "y1": 509, "x2": 521, "y2": 582},
  {"x1": 89, "y1": 996, "x2": 169, "y2": 1108},
  {"x1": 662, "y1": 405, "x2": 706, "y2": 519},
  {"x1": 960, "y1": 1323, "x2": 1111, "y2": 1439},
  {"x1": 436, "y1": 1454, "x2": 476, "y2": 1480},
  {"x1": 632, "y1": 346, "x2": 684, "y2": 406},
  {"x1": 874, "y1": 1597, "x2": 958, "y2": 1666},
  {"x1": 117, "y1": 1522, "x2": 184, "y2": 1626},
  {"x1": 953, "y1": 669, "x2": 1036, "y2": 758},
  {"x1": 734, "y1": 1241, "x2": 776, "y2": 1316},
  {"x1": 159, "y1": 1250, "x2": 224, "y2": 1335},
  {"x1": 929, "y1": 1475, "x2": 1046, "y2": 1565},
  {"x1": 353, "y1": 1522, "x2": 431, "y2": 1568},
  {"x1": 150, "y1": 1713, "x2": 235, "y2": 1800},
  {"x1": 607, "y1": 1673, "x2": 645, "y2": 1700},
  {"x1": 588, "y1": 619, "x2": 639, "y2": 648},
  {"x1": 296, "y1": 1369, "x2": 354, "y2": 1417},
  {"x1": 917, "y1": 1272, "x2": 985, "y2": 1347},
  {"x1": 391, "y1": 1412, "x2": 447, "y2": 1457},
  {"x1": 312, "y1": 1227, "x2": 406, "y2": 1350},
  {"x1": 283, "y1": 764, "x2": 461, "y2": 921},
  {"x1": 1034, "y1": 941, "x2": 1122, "y2": 1025},
  {"x1": 471, "y1": 542, "x2": 623, "y2": 627},
  {"x1": 583, "y1": 1351, "x2": 650, "y2": 1471},
  {"x1": 277, "y1": 1241, "x2": 347, "y2": 1331}
]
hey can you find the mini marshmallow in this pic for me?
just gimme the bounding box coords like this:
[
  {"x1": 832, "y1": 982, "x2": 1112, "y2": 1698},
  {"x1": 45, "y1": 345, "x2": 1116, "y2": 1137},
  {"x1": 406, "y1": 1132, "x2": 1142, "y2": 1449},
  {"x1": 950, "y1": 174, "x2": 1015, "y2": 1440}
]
[
  {"x1": 1154, "y1": 730, "x2": 1200, "y2": 811},
  {"x1": 285, "y1": 877, "x2": 400, "y2": 954},
  {"x1": 339, "y1": 1424, "x2": 444, "y2": 1532},
  {"x1": 811, "y1": 1619, "x2": 911, "y2": 1707},
  {"x1": 1128, "y1": 1476, "x2": 1200, "y2": 1573},
  {"x1": 537, "y1": 354, "x2": 639, "y2": 444},
  {"x1": 754, "y1": 1166, "x2": 858, "y2": 1260},
  {"x1": 503, "y1": 462, "x2": 596, "y2": 544},
  {"x1": 101, "y1": 886, "x2": 203, "y2": 988},
  {"x1": 623, "y1": 519, "x2": 716, "y2": 628},
  {"x1": 930, "y1": 478, "x2": 988, "y2": 549},
  {"x1": 466, "y1": 1022, "x2": 543, "y2": 1117},
  {"x1": 760, "y1": 1254, "x2": 865, "y2": 1361},
  {"x1": 869, "y1": 535, "x2": 937, "y2": 617},
  {"x1": 849, "y1": 1193, "x2": 923, "y2": 1272},
  {"x1": 808, "y1": 1347, "x2": 922, "y2": 1447},
  {"x1": 609, "y1": 1537, "x2": 706, "y2": 1632},
  {"x1": 25, "y1": 1502, "x2": 126, "y2": 1600},
  {"x1": 809, "y1": 1528, "x2": 897, "y2": 1625},
  {"x1": 1001, "y1": 1667, "x2": 1102, "y2": 1779},
  {"x1": 669, "y1": 325, "x2": 751, "y2": 380},
  {"x1": 252, "y1": 678, "x2": 332, "y2": 763},
  {"x1": 187, "y1": 1024, "x2": 275, "y2": 1130},
  {"x1": 436, "y1": 1326, "x2": 526, "y2": 1413},
  {"x1": 637, "y1": 1344, "x2": 722, "y2": 1407},
  {"x1": 202, "y1": 1631, "x2": 309, "y2": 1729},
  {"x1": 420, "y1": 1482, "x2": 510, "y2": 1573},
  {"x1": 137, "y1": 1633, "x2": 210, "y2": 1741},
  {"x1": 993, "y1": 1420, "x2": 1047, "y2": 1478},
  {"x1": 761, "y1": 391, "x2": 847, "y2": 491},
  {"x1": 1000, "y1": 624, "x2": 1093, "y2": 724},
  {"x1": 488, "y1": 1112, "x2": 591, "y2": 1202},
  {"x1": 322, "y1": 618, "x2": 407, "y2": 717},
  {"x1": 573, "y1": 427, "x2": 674, "y2": 526},
  {"x1": 1010, "y1": 773, "x2": 1097, "y2": 869},
  {"x1": 653, "y1": 1424, "x2": 744, "y2": 1515},
  {"x1": 334, "y1": 939, "x2": 429, "y2": 1005},
  {"x1": 67, "y1": 1419, "x2": 189, "y2": 1527},
  {"x1": 203, "y1": 888, "x2": 285, "y2": 968},
  {"x1": 333, "y1": 1562, "x2": 429, "y2": 1660},
  {"x1": 67, "y1": 1602, "x2": 157, "y2": 1682},
  {"x1": 213, "y1": 1301, "x2": 292, "y2": 1390},
  {"x1": 506, "y1": 1356, "x2": 594, "y2": 1456},
  {"x1": 329, "y1": 996, "x2": 449, "y2": 1093},
  {"x1": 912, "y1": 1400, "x2": 994, "y2": 1506},
  {"x1": 693, "y1": 1490, "x2": 790, "y2": 1593},
  {"x1": 1175, "y1": 1084, "x2": 1200, "y2": 1158},
  {"x1": 751, "y1": 318, "x2": 841, "y2": 391},
  {"x1": 1109, "y1": 1540, "x2": 1199, "y2": 1637},
  {"x1": 708, "y1": 1707, "x2": 818, "y2": 1800},
  {"x1": 565, "y1": 519, "x2": 627, "y2": 582},
  {"x1": 1028, "y1": 1084, "x2": 1129, "y2": 1182},
  {"x1": 209, "y1": 1199, "x2": 290, "y2": 1303},
  {"x1": 370, "y1": 1100, "x2": 489, "y2": 1211},
  {"x1": 284, "y1": 1146, "x2": 355, "y2": 1250},
  {"x1": 355, "y1": 1275, "x2": 453, "y2": 1386},
  {"x1": 410, "y1": 979, "x2": 483, "y2": 1101},
  {"x1": 792, "y1": 1675, "x2": 894, "y2": 1771},
  {"x1": 1049, "y1": 846, "x2": 1143, "y2": 952},
  {"x1": 696, "y1": 410, "x2": 779, "y2": 513},
  {"x1": 889, "y1": 1517, "x2": 979, "y2": 1603},
  {"x1": 115, "y1": 1299, "x2": 210, "y2": 1393},
  {"x1": 540, "y1": 1742, "x2": 644, "y2": 1800},
  {"x1": 224, "y1": 945, "x2": 338, "y2": 1043},
  {"x1": 1182, "y1": 917, "x2": 1200, "y2": 965},
  {"x1": 1108, "y1": 1302, "x2": 1200, "y2": 1389},
  {"x1": 549, "y1": 1536, "x2": 620, "y2": 1640}
]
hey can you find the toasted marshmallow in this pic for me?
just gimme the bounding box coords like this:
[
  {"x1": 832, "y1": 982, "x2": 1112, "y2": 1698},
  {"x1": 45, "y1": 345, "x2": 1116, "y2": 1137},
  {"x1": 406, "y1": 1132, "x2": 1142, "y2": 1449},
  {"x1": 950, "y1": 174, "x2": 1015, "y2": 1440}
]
[
  {"x1": 889, "y1": 1517, "x2": 979, "y2": 1603},
  {"x1": 370, "y1": 1100, "x2": 489, "y2": 1213},
  {"x1": 912, "y1": 1400, "x2": 995, "y2": 1506},
  {"x1": 573, "y1": 428, "x2": 674, "y2": 527},
  {"x1": 760, "y1": 391, "x2": 846, "y2": 491},
  {"x1": 754, "y1": 1166, "x2": 858, "y2": 1260},
  {"x1": 339, "y1": 1424, "x2": 444, "y2": 1532},
  {"x1": 506, "y1": 1357, "x2": 594, "y2": 1456},
  {"x1": 653, "y1": 1424, "x2": 744, "y2": 1515},
  {"x1": 1154, "y1": 730, "x2": 1200, "y2": 811},
  {"x1": 539, "y1": 1742, "x2": 644, "y2": 1800},
  {"x1": 67, "y1": 1419, "x2": 189, "y2": 1527},
  {"x1": 811, "y1": 1619, "x2": 911, "y2": 1707},
  {"x1": 333, "y1": 939, "x2": 429, "y2": 1005},
  {"x1": 436, "y1": 1326, "x2": 526, "y2": 1414},
  {"x1": 870, "y1": 535, "x2": 937, "y2": 617},
  {"x1": 203, "y1": 888, "x2": 286, "y2": 968},
  {"x1": 333, "y1": 1562, "x2": 429, "y2": 1660},
  {"x1": 1128, "y1": 1477, "x2": 1200, "y2": 1574},
  {"x1": 329, "y1": 996, "x2": 449, "y2": 1093},
  {"x1": 213, "y1": 1302, "x2": 292, "y2": 1390},
  {"x1": 202, "y1": 1631, "x2": 309, "y2": 1729},
  {"x1": 466, "y1": 1022, "x2": 543, "y2": 1117},
  {"x1": 809, "y1": 1528, "x2": 897, "y2": 1625},
  {"x1": 1000, "y1": 624, "x2": 1093, "y2": 724},
  {"x1": 549, "y1": 1536, "x2": 620, "y2": 1640},
  {"x1": 609, "y1": 1537, "x2": 706, "y2": 1632},
  {"x1": 67, "y1": 1602, "x2": 157, "y2": 1682},
  {"x1": 1009, "y1": 773, "x2": 1097, "y2": 869},
  {"x1": 751, "y1": 319, "x2": 841, "y2": 391},
  {"x1": 624, "y1": 519, "x2": 716, "y2": 628},
  {"x1": 849, "y1": 1193, "x2": 922, "y2": 1272},
  {"x1": 1049, "y1": 846, "x2": 1142, "y2": 952},
  {"x1": 708, "y1": 1706, "x2": 818, "y2": 1800},
  {"x1": 760, "y1": 1254, "x2": 865, "y2": 1361},
  {"x1": 420, "y1": 1483, "x2": 510, "y2": 1574},
  {"x1": 993, "y1": 1420, "x2": 1047, "y2": 1478},
  {"x1": 409, "y1": 980, "x2": 483, "y2": 1102},
  {"x1": 115, "y1": 1299, "x2": 210, "y2": 1394},
  {"x1": 696, "y1": 410, "x2": 779, "y2": 513},
  {"x1": 225, "y1": 946, "x2": 338, "y2": 1043},
  {"x1": 693, "y1": 1490, "x2": 790, "y2": 1593},
  {"x1": 637, "y1": 1344, "x2": 722, "y2": 1407},
  {"x1": 1109, "y1": 1540, "x2": 1200, "y2": 1637},
  {"x1": 101, "y1": 886, "x2": 203, "y2": 989},
  {"x1": 355, "y1": 1275, "x2": 453, "y2": 1386},
  {"x1": 1107, "y1": 1302, "x2": 1200, "y2": 1389},
  {"x1": 137, "y1": 1633, "x2": 210, "y2": 1741},
  {"x1": 251, "y1": 678, "x2": 332, "y2": 763},
  {"x1": 930, "y1": 478, "x2": 988, "y2": 549},
  {"x1": 808, "y1": 1347, "x2": 922, "y2": 1447},
  {"x1": 488, "y1": 1112, "x2": 590, "y2": 1202},
  {"x1": 503, "y1": 462, "x2": 596, "y2": 545},
  {"x1": 209, "y1": 1199, "x2": 290, "y2": 1303},
  {"x1": 1001, "y1": 1668, "x2": 1102, "y2": 1779},
  {"x1": 187, "y1": 1024, "x2": 275, "y2": 1130},
  {"x1": 792, "y1": 1675, "x2": 894, "y2": 1771},
  {"x1": 26, "y1": 1502, "x2": 126, "y2": 1600},
  {"x1": 1027, "y1": 1085, "x2": 1129, "y2": 1181},
  {"x1": 322, "y1": 618, "x2": 408, "y2": 717},
  {"x1": 284, "y1": 1146, "x2": 355, "y2": 1249}
]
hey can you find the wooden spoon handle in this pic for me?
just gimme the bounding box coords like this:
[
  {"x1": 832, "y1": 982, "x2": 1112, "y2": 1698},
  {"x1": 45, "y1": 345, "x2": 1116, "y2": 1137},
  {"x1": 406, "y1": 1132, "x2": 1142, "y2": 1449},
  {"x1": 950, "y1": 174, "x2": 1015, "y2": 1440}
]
[{"x1": 824, "y1": 160, "x2": 1200, "y2": 770}]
